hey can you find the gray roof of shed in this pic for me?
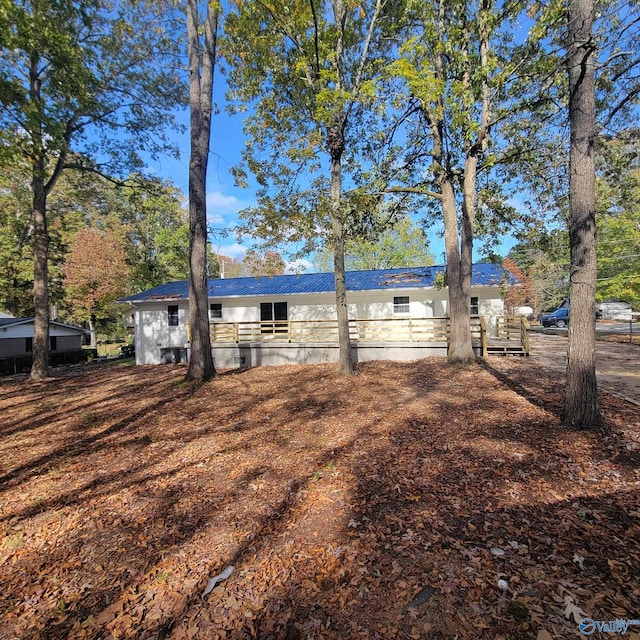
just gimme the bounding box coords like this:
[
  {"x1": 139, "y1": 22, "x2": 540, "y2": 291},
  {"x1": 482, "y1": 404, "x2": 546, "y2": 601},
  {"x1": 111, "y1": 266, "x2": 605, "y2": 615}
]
[
  {"x1": 121, "y1": 263, "x2": 512, "y2": 303},
  {"x1": 0, "y1": 318, "x2": 89, "y2": 333}
]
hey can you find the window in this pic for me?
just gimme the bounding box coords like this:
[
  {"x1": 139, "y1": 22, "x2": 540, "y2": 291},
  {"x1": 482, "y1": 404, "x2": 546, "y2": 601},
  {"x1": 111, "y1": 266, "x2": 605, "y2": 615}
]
[
  {"x1": 470, "y1": 297, "x2": 479, "y2": 315},
  {"x1": 393, "y1": 296, "x2": 410, "y2": 314},
  {"x1": 25, "y1": 337, "x2": 33, "y2": 352},
  {"x1": 209, "y1": 303, "x2": 222, "y2": 320},
  {"x1": 260, "y1": 301, "x2": 288, "y2": 333},
  {"x1": 50, "y1": 336, "x2": 58, "y2": 351},
  {"x1": 167, "y1": 305, "x2": 179, "y2": 327}
]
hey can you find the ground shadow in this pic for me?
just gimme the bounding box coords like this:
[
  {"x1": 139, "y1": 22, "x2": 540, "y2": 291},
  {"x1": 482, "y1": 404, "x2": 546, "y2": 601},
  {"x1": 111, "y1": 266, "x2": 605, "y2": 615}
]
[{"x1": 0, "y1": 359, "x2": 637, "y2": 639}]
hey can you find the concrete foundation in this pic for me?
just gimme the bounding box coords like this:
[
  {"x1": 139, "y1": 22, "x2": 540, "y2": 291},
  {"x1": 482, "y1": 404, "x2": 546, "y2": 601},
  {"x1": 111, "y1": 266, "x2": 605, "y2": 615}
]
[{"x1": 201, "y1": 341, "x2": 483, "y2": 369}]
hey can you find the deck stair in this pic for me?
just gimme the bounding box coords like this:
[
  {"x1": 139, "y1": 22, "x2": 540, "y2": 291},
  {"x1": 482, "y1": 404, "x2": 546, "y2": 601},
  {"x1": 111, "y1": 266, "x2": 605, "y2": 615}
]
[{"x1": 486, "y1": 316, "x2": 530, "y2": 356}]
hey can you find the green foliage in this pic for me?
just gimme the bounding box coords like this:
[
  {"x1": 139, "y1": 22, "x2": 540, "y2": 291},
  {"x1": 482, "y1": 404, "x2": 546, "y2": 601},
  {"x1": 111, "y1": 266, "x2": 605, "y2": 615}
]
[
  {"x1": 224, "y1": 0, "x2": 403, "y2": 252},
  {"x1": 315, "y1": 217, "x2": 434, "y2": 271},
  {"x1": 0, "y1": 159, "x2": 194, "y2": 318},
  {"x1": 243, "y1": 250, "x2": 286, "y2": 277},
  {"x1": 596, "y1": 131, "x2": 640, "y2": 308},
  {"x1": 0, "y1": 0, "x2": 185, "y2": 174},
  {"x1": 506, "y1": 133, "x2": 640, "y2": 312},
  {"x1": 1, "y1": 0, "x2": 186, "y2": 375},
  {"x1": 597, "y1": 209, "x2": 640, "y2": 308},
  {"x1": 0, "y1": 159, "x2": 33, "y2": 314},
  {"x1": 115, "y1": 177, "x2": 192, "y2": 290},
  {"x1": 507, "y1": 231, "x2": 570, "y2": 311}
]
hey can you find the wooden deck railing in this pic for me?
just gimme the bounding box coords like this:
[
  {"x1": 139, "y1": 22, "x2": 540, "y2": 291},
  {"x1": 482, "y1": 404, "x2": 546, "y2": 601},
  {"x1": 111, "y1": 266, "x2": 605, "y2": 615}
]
[
  {"x1": 494, "y1": 315, "x2": 530, "y2": 354},
  {"x1": 208, "y1": 316, "x2": 492, "y2": 354}
]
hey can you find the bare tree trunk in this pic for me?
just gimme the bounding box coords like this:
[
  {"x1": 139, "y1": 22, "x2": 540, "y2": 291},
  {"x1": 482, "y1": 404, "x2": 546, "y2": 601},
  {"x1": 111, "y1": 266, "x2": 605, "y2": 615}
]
[
  {"x1": 433, "y1": 0, "x2": 475, "y2": 364},
  {"x1": 89, "y1": 314, "x2": 97, "y2": 348},
  {"x1": 442, "y1": 177, "x2": 474, "y2": 363},
  {"x1": 330, "y1": 149, "x2": 355, "y2": 375},
  {"x1": 185, "y1": 0, "x2": 217, "y2": 382},
  {"x1": 328, "y1": 0, "x2": 355, "y2": 376},
  {"x1": 29, "y1": 46, "x2": 49, "y2": 381},
  {"x1": 564, "y1": 0, "x2": 604, "y2": 431},
  {"x1": 446, "y1": 154, "x2": 478, "y2": 364},
  {"x1": 328, "y1": 119, "x2": 354, "y2": 375},
  {"x1": 31, "y1": 158, "x2": 49, "y2": 380}
]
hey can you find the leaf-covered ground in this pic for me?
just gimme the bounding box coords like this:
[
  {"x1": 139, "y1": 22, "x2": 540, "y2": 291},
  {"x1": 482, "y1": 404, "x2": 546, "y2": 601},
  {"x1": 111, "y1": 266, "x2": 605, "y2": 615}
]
[{"x1": 0, "y1": 355, "x2": 639, "y2": 640}]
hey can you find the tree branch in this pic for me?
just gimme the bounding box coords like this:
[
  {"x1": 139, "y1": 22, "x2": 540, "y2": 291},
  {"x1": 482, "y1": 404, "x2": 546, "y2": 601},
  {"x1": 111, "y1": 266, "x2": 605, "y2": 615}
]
[{"x1": 385, "y1": 185, "x2": 443, "y2": 201}]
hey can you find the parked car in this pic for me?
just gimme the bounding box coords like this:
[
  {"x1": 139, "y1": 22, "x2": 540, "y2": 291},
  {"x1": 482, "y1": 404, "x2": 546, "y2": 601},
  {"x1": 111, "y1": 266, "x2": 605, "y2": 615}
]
[
  {"x1": 541, "y1": 307, "x2": 569, "y2": 328},
  {"x1": 118, "y1": 343, "x2": 135, "y2": 358}
]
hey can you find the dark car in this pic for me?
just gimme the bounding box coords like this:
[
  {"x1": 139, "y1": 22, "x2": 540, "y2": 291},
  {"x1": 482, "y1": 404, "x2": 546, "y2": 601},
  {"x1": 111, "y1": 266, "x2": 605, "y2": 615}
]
[
  {"x1": 118, "y1": 343, "x2": 135, "y2": 358},
  {"x1": 541, "y1": 307, "x2": 569, "y2": 328}
]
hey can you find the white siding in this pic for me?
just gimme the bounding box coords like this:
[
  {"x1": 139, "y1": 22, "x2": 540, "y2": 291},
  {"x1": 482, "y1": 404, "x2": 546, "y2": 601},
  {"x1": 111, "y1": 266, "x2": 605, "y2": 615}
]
[{"x1": 136, "y1": 303, "x2": 190, "y2": 365}]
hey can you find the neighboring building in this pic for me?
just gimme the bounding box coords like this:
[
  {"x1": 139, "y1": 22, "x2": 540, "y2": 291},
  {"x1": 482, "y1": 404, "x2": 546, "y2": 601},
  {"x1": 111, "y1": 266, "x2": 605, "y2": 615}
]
[
  {"x1": 121, "y1": 264, "x2": 514, "y2": 367},
  {"x1": 0, "y1": 318, "x2": 89, "y2": 358},
  {"x1": 596, "y1": 300, "x2": 633, "y2": 321}
]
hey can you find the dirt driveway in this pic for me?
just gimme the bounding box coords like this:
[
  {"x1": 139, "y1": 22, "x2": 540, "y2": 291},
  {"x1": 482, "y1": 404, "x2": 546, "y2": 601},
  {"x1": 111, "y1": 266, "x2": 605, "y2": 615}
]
[{"x1": 528, "y1": 331, "x2": 640, "y2": 404}]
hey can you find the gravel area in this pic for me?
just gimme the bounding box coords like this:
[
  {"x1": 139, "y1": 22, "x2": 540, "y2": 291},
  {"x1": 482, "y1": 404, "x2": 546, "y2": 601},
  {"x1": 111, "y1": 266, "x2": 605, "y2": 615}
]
[{"x1": 528, "y1": 331, "x2": 640, "y2": 404}]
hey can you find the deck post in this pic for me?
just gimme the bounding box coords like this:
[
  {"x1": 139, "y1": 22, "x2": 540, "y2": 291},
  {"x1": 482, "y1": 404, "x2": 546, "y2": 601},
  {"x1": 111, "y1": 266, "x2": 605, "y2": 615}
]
[
  {"x1": 522, "y1": 317, "x2": 530, "y2": 355},
  {"x1": 480, "y1": 317, "x2": 488, "y2": 356}
]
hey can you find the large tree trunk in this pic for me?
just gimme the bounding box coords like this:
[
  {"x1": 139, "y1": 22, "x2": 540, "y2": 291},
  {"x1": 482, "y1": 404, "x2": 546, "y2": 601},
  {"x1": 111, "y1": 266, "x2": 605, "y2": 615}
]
[
  {"x1": 442, "y1": 177, "x2": 474, "y2": 364},
  {"x1": 185, "y1": 0, "x2": 217, "y2": 382},
  {"x1": 330, "y1": 158, "x2": 355, "y2": 376},
  {"x1": 31, "y1": 158, "x2": 49, "y2": 380},
  {"x1": 564, "y1": 0, "x2": 604, "y2": 431},
  {"x1": 29, "y1": 47, "x2": 50, "y2": 380},
  {"x1": 328, "y1": 122, "x2": 355, "y2": 375}
]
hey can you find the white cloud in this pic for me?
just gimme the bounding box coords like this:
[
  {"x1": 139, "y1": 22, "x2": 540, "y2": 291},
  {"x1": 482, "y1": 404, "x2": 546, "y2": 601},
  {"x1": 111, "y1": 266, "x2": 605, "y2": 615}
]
[
  {"x1": 206, "y1": 190, "x2": 238, "y2": 211},
  {"x1": 216, "y1": 243, "x2": 248, "y2": 260},
  {"x1": 285, "y1": 258, "x2": 314, "y2": 274},
  {"x1": 207, "y1": 211, "x2": 225, "y2": 225},
  {"x1": 206, "y1": 190, "x2": 248, "y2": 215}
]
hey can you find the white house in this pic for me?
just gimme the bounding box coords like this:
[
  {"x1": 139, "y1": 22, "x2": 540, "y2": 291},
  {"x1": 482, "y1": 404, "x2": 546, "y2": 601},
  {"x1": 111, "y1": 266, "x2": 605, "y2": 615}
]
[{"x1": 121, "y1": 264, "x2": 516, "y2": 367}]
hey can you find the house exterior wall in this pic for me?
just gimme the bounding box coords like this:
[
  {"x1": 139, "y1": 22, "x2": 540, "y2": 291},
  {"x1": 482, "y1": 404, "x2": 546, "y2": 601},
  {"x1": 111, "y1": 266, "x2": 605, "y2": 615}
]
[
  {"x1": 0, "y1": 324, "x2": 84, "y2": 357},
  {"x1": 55, "y1": 336, "x2": 82, "y2": 351},
  {"x1": 132, "y1": 286, "x2": 505, "y2": 365},
  {"x1": 0, "y1": 338, "x2": 31, "y2": 358},
  {"x1": 134, "y1": 304, "x2": 191, "y2": 367},
  {"x1": 595, "y1": 302, "x2": 632, "y2": 321}
]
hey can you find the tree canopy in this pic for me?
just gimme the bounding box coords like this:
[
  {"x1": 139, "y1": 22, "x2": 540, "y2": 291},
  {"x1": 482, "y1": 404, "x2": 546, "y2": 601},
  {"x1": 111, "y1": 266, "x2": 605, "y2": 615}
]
[
  {"x1": 314, "y1": 217, "x2": 434, "y2": 272},
  {"x1": 0, "y1": 0, "x2": 186, "y2": 377},
  {"x1": 224, "y1": 0, "x2": 403, "y2": 374}
]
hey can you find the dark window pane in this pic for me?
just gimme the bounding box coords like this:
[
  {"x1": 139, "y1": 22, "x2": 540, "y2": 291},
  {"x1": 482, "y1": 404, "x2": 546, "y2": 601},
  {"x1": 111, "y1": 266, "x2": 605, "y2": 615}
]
[
  {"x1": 274, "y1": 302, "x2": 288, "y2": 321},
  {"x1": 168, "y1": 305, "x2": 179, "y2": 326},
  {"x1": 394, "y1": 296, "x2": 410, "y2": 314},
  {"x1": 260, "y1": 303, "x2": 273, "y2": 321}
]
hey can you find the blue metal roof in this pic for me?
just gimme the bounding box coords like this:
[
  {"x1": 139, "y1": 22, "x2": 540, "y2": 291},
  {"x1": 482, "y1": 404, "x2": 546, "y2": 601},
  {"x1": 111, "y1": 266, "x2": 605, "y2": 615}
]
[{"x1": 121, "y1": 263, "x2": 512, "y2": 303}]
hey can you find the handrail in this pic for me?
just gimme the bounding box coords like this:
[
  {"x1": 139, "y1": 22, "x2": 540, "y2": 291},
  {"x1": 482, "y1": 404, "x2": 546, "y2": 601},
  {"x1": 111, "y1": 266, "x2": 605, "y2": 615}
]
[
  {"x1": 492, "y1": 315, "x2": 529, "y2": 355},
  {"x1": 208, "y1": 316, "x2": 493, "y2": 345}
]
